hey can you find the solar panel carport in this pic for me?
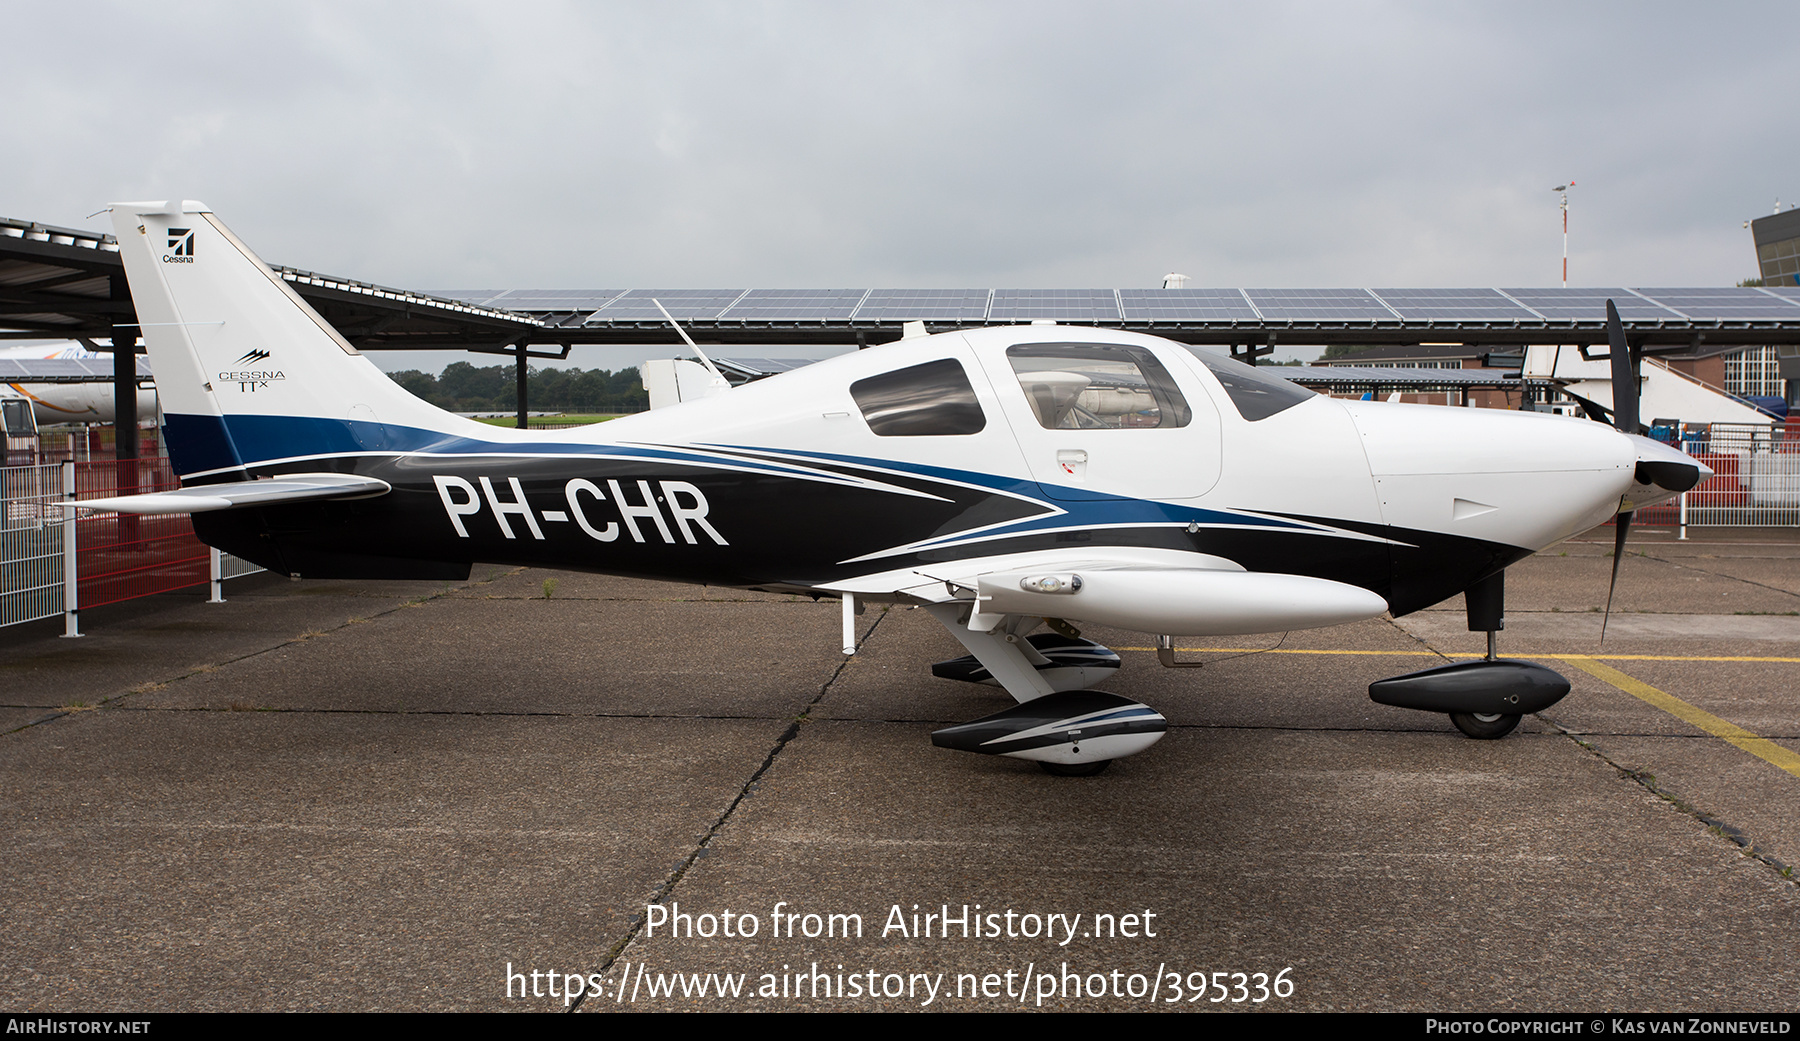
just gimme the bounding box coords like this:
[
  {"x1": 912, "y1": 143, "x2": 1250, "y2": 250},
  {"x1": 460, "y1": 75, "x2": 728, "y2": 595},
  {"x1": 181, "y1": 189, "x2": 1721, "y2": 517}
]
[
  {"x1": 446, "y1": 284, "x2": 1800, "y2": 350},
  {"x1": 8, "y1": 212, "x2": 1800, "y2": 436}
]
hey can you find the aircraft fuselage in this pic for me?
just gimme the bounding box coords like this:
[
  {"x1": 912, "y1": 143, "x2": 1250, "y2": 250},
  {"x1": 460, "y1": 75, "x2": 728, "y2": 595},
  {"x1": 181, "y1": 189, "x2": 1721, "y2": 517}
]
[{"x1": 184, "y1": 327, "x2": 1635, "y2": 617}]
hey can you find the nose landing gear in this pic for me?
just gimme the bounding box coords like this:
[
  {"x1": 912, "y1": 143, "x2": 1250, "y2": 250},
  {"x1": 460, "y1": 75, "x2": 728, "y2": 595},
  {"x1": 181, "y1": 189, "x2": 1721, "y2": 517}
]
[
  {"x1": 1370, "y1": 570, "x2": 1569, "y2": 739},
  {"x1": 1449, "y1": 711, "x2": 1522, "y2": 740}
]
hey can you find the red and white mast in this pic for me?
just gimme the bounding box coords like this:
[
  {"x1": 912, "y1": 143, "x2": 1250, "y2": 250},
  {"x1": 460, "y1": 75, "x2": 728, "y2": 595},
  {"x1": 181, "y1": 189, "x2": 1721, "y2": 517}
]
[{"x1": 1552, "y1": 182, "x2": 1575, "y2": 287}]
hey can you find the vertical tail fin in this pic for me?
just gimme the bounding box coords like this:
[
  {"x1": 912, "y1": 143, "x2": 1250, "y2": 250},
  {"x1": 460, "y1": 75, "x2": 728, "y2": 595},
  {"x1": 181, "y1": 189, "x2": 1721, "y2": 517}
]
[{"x1": 109, "y1": 201, "x2": 467, "y2": 479}]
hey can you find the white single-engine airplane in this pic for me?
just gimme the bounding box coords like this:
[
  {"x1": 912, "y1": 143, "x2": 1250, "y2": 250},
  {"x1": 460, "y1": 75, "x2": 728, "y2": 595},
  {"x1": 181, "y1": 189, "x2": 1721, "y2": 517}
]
[{"x1": 77, "y1": 200, "x2": 1707, "y2": 774}]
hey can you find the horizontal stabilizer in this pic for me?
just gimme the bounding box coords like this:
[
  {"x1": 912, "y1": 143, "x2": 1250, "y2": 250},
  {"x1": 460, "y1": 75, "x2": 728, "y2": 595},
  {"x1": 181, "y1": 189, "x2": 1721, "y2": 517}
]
[{"x1": 66, "y1": 473, "x2": 391, "y2": 515}]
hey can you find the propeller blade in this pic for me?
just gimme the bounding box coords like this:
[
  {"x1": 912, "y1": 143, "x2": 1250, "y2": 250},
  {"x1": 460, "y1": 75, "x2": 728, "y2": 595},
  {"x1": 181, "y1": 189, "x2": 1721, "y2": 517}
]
[
  {"x1": 1600, "y1": 509, "x2": 1632, "y2": 645},
  {"x1": 1600, "y1": 301, "x2": 1646, "y2": 646},
  {"x1": 1605, "y1": 299, "x2": 1639, "y2": 435}
]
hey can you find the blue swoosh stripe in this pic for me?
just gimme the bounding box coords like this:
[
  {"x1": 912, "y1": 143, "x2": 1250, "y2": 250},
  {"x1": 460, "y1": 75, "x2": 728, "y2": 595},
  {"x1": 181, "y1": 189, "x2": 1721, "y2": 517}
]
[{"x1": 707, "y1": 444, "x2": 1320, "y2": 536}]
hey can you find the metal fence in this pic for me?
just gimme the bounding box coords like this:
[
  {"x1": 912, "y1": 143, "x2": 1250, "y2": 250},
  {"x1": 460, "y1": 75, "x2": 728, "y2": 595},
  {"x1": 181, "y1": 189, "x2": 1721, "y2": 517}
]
[
  {"x1": 5, "y1": 428, "x2": 161, "y2": 468},
  {"x1": 0, "y1": 463, "x2": 68, "y2": 629},
  {"x1": 0, "y1": 460, "x2": 265, "y2": 632},
  {"x1": 1661, "y1": 423, "x2": 1800, "y2": 529}
]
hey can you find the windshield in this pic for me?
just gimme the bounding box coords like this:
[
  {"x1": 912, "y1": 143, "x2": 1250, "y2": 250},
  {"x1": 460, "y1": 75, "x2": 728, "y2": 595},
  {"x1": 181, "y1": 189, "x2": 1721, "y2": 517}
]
[{"x1": 1178, "y1": 345, "x2": 1314, "y2": 421}]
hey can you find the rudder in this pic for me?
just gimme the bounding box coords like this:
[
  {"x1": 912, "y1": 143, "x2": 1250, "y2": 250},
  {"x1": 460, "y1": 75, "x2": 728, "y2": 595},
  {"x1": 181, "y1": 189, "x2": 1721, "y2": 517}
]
[{"x1": 109, "y1": 200, "x2": 467, "y2": 479}]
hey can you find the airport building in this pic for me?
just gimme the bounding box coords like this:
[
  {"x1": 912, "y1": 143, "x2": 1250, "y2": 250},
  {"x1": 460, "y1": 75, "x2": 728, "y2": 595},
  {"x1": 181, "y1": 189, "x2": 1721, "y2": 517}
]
[
  {"x1": 1752, "y1": 208, "x2": 1800, "y2": 290},
  {"x1": 1312, "y1": 340, "x2": 1787, "y2": 408}
]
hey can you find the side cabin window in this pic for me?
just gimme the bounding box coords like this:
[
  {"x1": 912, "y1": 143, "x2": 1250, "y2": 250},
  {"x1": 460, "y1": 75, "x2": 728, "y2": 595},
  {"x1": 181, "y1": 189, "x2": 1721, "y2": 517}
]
[
  {"x1": 850, "y1": 357, "x2": 986, "y2": 436},
  {"x1": 1006, "y1": 343, "x2": 1192, "y2": 430}
]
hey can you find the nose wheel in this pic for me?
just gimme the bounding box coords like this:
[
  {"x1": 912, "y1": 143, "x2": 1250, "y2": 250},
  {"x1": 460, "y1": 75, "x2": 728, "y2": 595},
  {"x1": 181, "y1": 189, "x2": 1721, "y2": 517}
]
[
  {"x1": 1371, "y1": 570, "x2": 1563, "y2": 741},
  {"x1": 1449, "y1": 711, "x2": 1521, "y2": 740},
  {"x1": 1040, "y1": 759, "x2": 1112, "y2": 777}
]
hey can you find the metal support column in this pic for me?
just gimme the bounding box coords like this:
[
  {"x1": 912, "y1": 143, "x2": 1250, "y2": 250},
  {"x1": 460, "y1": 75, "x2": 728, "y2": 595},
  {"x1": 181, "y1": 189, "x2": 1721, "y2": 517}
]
[
  {"x1": 61, "y1": 462, "x2": 80, "y2": 638},
  {"x1": 515, "y1": 346, "x2": 529, "y2": 429},
  {"x1": 110, "y1": 274, "x2": 140, "y2": 543},
  {"x1": 110, "y1": 274, "x2": 139, "y2": 461}
]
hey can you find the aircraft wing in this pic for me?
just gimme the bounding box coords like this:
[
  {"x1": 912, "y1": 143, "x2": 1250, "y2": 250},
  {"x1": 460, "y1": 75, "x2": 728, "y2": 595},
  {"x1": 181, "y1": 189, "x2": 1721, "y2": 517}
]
[
  {"x1": 66, "y1": 473, "x2": 391, "y2": 515},
  {"x1": 818, "y1": 547, "x2": 1389, "y2": 636}
]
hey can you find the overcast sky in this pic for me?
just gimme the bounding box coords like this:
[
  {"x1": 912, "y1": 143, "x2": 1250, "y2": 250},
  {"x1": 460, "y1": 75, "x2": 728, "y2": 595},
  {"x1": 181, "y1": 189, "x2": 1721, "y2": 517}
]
[{"x1": 6, "y1": 1, "x2": 1793, "y2": 367}]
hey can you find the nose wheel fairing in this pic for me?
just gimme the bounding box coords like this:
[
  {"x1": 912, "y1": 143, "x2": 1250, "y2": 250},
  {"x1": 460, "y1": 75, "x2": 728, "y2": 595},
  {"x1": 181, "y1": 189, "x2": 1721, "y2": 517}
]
[{"x1": 1368, "y1": 659, "x2": 1571, "y2": 717}]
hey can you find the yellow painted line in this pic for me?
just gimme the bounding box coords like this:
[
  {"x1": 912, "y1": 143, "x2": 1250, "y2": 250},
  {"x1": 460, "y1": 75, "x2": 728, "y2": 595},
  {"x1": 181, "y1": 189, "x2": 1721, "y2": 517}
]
[
  {"x1": 1560, "y1": 656, "x2": 1800, "y2": 779},
  {"x1": 1119, "y1": 646, "x2": 1800, "y2": 778},
  {"x1": 1116, "y1": 646, "x2": 1431, "y2": 656},
  {"x1": 1116, "y1": 647, "x2": 1800, "y2": 663},
  {"x1": 1535, "y1": 654, "x2": 1800, "y2": 663}
]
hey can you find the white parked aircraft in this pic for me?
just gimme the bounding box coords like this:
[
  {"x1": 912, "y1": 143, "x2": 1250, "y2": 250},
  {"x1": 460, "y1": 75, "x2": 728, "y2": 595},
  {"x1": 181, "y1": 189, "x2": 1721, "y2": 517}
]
[
  {"x1": 0, "y1": 341, "x2": 158, "y2": 426},
  {"x1": 75, "y1": 200, "x2": 1706, "y2": 774}
]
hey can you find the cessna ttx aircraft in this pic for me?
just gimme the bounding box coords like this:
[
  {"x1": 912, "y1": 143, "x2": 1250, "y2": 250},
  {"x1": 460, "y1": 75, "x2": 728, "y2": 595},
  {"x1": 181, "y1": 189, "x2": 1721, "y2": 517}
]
[{"x1": 77, "y1": 200, "x2": 1706, "y2": 774}]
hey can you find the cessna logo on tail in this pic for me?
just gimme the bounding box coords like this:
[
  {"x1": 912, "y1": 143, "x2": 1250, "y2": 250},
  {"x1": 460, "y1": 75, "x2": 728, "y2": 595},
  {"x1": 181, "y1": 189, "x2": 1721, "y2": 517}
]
[
  {"x1": 215, "y1": 368, "x2": 285, "y2": 392},
  {"x1": 163, "y1": 228, "x2": 195, "y2": 263},
  {"x1": 236, "y1": 349, "x2": 272, "y2": 364},
  {"x1": 434, "y1": 475, "x2": 729, "y2": 546}
]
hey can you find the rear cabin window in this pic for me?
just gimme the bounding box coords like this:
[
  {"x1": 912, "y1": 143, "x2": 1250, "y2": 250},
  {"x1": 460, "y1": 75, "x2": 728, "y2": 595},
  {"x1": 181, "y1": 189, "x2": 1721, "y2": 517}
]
[
  {"x1": 1006, "y1": 343, "x2": 1192, "y2": 430},
  {"x1": 850, "y1": 358, "x2": 986, "y2": 436}
]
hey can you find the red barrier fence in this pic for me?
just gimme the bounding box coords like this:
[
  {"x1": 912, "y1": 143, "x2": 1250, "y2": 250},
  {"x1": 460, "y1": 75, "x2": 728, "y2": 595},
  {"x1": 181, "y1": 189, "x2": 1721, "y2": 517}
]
[{"x1": 71, "y1": 458, "x2": 211, "y2": 609}]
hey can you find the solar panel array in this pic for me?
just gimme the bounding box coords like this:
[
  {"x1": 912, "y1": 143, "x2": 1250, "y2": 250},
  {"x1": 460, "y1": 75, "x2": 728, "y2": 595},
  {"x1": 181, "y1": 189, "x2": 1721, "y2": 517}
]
[
  {"x1": 1291, "y1": 367, "x2": 1516, "y2": 387},
  {"x1": 1118, "y1": 288, "x2": 1260, "y2": 321},
  {"x1": 715, "y1": 357, "x2": 813, "y2": 377},
  {"x1": 435, "y1": 287, "x2": 1800, "y2": 326},
  {"x1": 0, "y1": 357, "x2": 154, "y2": 383},
  {"x1": 467, "y1": 289, "x2": 626, "y2": 311},
  {"x1": 988, "y1": 289, "x2": 1121, "y2": 322},
  {"x1": 1496, "y1": 289, "x2": 1675, "y2": 322},
  {"x1": 1245, "y1": 288, "x2": 1397, "y2": 322},
  {"x1": 721, "y1": 289, "x2": 867, "y2": 321},
  {"x1": 1368, "y1": 288, "x2": 1538, "y2": 322},
  {"x1": 587, "y1": 290, "x2": 751, "y2": 321},
  {"x1": 853, "y1": 289, "x2": 991, "y2": 321},
  {"x1": 1629, "y1": 288, "x2": 1800, "y2": 321}
]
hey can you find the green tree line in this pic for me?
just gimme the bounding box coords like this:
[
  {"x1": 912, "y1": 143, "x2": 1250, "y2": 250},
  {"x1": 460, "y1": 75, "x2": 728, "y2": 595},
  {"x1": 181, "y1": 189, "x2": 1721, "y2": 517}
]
[{"x1": 387, "y1": 361, "x2": 649, "y2": 413}]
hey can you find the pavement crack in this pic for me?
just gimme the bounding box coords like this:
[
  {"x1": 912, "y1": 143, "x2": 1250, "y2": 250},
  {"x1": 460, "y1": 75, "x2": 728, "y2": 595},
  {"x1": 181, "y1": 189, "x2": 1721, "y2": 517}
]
[
  {"x1": 1382, "y1": 616, "x2": 1455, "y2": 662},
  {"x1": 1632, "y1": 552, "x2": 1800, "y2": 604},
  {"x1": 1546, "y1": 718, "x2": 1798, "y2": 886},
  {"x1": 569, "y1": 605, "x2": 889, "y2": 1012}
]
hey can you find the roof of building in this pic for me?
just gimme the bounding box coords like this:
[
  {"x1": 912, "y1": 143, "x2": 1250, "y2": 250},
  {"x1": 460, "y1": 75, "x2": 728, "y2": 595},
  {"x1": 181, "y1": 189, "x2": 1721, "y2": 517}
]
[
  {"x1": 0, "y1": 216, "x2": 538, "y2": 352},
  {"x1": 1751, "y1": 208, "x2": 1800, "y2": 248}
]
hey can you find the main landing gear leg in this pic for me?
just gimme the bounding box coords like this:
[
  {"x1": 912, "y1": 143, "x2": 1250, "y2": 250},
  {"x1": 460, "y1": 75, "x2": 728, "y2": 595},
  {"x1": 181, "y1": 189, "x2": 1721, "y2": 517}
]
[
  {"x1": 1368, "y1": 569, "x2": 1570, "y2": 739},
  {"x1": 922, "y1": 603, "x2": 1166, "y2": 775},
  {"x1": 921, "y1": 603, "x2": 1056, "y2": 704}
]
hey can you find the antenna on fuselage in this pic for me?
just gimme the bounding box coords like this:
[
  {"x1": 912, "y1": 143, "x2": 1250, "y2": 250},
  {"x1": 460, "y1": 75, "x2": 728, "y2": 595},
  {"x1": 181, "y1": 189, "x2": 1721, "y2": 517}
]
[{"x1": 652, "y1": 299, "x2": 731, "y2": 390}]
